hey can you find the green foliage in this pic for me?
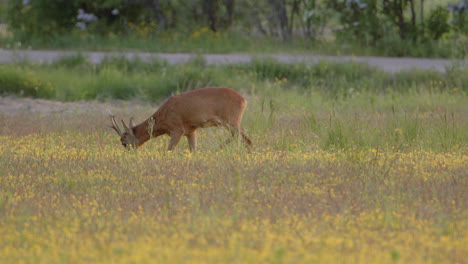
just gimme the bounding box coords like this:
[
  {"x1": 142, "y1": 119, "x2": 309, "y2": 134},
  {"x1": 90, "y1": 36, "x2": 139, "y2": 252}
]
[
  {"x1": 100, "y1": 55, "x2": 168, "y2": 73},
  {"x1": 1, "y1": 56, "x2": 227, "y2": 102},
  {"x1": 235, "y1": 58, "x2": 464, "y2": 98},
  {"x1": 328, "y1": 0, "x2": 385, "y2": 44},
  {"x1": 309, "y1": 60, "x2": 383, "y2": 97},
  {"x1": 374, "y1": 35, "x2": 454, "y2": 57},
  {"x1": 302, "y1": 1, "x2": 334, "y2": 40},
  {"x1": 448, "y1": 0, "x2": 468, "y2": 34},
  {"x1": 143, "y1": 65, "x2": 219, "y2": 101},
  {"x1": 2, "y1": 0, "x2": 466, "y2": 58},
  {"x1": 326, "y1": 0, "x2": 466, "y2": 57},
  {"x1": 0, "y1": 2, "x2": 6, "y2": 22},
  {"x1": 323, "y1": 118, "x2": 349, "y2": 149},
  {"x1": 7, "y1": 0, "x2": 78, "y2": 41},
  {"x1": 426, "y1": 7, "x2": 451, "y2": 40},
  {"x1": 90, "y1": 67, "x2": 140, "y2": 100},
  {"x1": 49, "y1": 53, "x2": 91, "y2": 69},
  {"x1": 0, "y1": 57, "x2": 466, "y2": 104},
  {"x1": 5, "y1": 0, "x2": 149, "y2": 41},
  {"x1": 0, "y1": 66, "x2": 55, "y2": 98},
  {"x1": 240, "y1": 58, "x2": 381, "y2": 97},
  {"x1": 246, "y1": 58, "x2": 313, "y2": 87}
]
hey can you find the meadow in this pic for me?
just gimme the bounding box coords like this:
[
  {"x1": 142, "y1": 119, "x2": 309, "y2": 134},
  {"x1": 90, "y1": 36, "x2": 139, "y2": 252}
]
[{"x1": 0, "y1": 58, "x2": 467, "y2": 263}]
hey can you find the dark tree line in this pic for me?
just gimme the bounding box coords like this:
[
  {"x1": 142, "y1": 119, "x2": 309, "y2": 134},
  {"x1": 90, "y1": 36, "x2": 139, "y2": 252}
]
[{"x1": 4, "y1": 0, "x2": 467, "y2": 44}]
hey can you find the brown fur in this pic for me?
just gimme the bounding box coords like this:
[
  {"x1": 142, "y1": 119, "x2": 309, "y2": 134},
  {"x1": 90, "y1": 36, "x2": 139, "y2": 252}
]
[{"x1": 111, "y1": 87, "x2": 252, "y2": 151}]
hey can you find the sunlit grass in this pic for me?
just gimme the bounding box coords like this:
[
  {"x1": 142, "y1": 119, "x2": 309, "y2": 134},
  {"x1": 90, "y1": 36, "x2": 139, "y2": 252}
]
[{"x1": 0, "y1": 131, "x2": 466, "y2": 263}]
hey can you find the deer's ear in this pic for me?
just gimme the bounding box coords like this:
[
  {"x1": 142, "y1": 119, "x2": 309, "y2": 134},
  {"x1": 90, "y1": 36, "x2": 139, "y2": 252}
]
[
  {"x1": 121, "y1": 119, "x2": 136, "y2": 136},
  {"x1": 121, "y1": 119, "x2": 131, "y2": 133},
  {"x1": 129, "y1": 117, "x2": 136, "y2": 129}
]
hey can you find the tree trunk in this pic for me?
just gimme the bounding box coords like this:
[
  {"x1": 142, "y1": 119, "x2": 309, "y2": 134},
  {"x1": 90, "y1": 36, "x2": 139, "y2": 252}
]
[
  {"x1": 203, "y1": 0, "x2": 219, "y2": 32},
  {"x1": 152, "y1": 0, "x2": 168, "y2": 29},
  {"x1": 289, "y1": 0, "x2": 301, "y2": 37},
  {"x1": 271, "y1": 0, "x2": 290, "y2": 40},
  {"x1": 420, "y1": 0, "x2": 424, "y2": 24},
  {"x1": 396, "y1": 0, "x2": 407, "y2": 39},
  {"x1": 224, "y1": 0, "x2": 235, "y2": 28},
  {"x1": 409, "y1": 0, "x2": 416, "y2": 27}
]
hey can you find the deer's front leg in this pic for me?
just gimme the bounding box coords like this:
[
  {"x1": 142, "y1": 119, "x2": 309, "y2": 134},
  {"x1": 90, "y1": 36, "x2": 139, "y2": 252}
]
[
  {"x1": 168, "y1": 131, "x2": 183, "y2": 151},
  {"x1": 186, "y1": 131, "x2": 197, "y2": 152}
]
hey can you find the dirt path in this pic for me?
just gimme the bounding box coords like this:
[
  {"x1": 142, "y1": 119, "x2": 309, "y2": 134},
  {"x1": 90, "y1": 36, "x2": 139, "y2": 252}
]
[
  {"x1": 1, "y1": 49, "x2": 464, "y2": 73},
  {"x1": 0, "y1": 96, "x2": 155, "y2": 116}
]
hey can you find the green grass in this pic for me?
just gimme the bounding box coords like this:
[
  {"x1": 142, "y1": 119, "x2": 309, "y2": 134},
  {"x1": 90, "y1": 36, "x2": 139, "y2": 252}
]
[
  {"x1": 1, "y1": 56, "x2": 466, "y2": 102},
  {"x1": 0, "y1": 30, "x2": 320, "y2": 54},
  {"x1": 1, "y1": 26, "x2": 466, "y2": 58}
]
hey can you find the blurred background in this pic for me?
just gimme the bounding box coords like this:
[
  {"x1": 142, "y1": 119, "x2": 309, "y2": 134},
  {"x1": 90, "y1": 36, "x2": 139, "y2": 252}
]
[{"x1": 0, "y1": 0, "x2": 466, "y2": 57}]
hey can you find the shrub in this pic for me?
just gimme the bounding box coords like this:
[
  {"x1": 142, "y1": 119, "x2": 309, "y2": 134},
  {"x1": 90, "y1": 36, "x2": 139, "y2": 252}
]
[
  {"x1": 243, "y1": 58, "x2": 313, "y2": 87},
  {"x1": 448, "y1": 0, "x2": 468, "y2": 34},
  {"x1": 0, "y1": 66, "x2": 55, "y2": 98},
  {"x1": 426, "y1": 7, "x2": 450, "y2": 40},
  {"x1": 49, "y1": 53, "x2": 91, "y2": 69},
  {"x1": 6, "y1": 0, "x2": 147, "y2": 41},
  {"x1": 99, "y1": 56, "x2": 168, "y2": 74},
  {"x1": 1, "y1": 58, "x2": 465, "y2": 102},
  {"x1": 328, "y1": 0, "x2": 385, "y2": 45},
  {"x1": 143, "y1": 65, "x2": 218, "y2": 101},
  {"x1": 238, "y1": 58, "x2": 381, "y2": 98},
  {"x1": 7, "y1": 0, "x2": 78, "y2": 41}
]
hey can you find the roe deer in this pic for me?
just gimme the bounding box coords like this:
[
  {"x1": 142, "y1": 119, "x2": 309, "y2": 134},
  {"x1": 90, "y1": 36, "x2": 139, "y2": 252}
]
[{"x1": 110, "y1": 87, "x2": 252, "y2": 151}]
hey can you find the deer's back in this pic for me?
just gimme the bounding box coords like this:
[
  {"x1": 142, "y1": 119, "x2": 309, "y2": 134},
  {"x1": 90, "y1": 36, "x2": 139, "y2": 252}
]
[{"x1": 156, "y1": 87, "x2": 246, "y2": 126}]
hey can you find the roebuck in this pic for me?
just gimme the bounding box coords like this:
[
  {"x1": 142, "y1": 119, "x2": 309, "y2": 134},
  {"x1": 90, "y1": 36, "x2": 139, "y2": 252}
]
[{"x1": 110, "y1": 87, "x2": 252, "y2": 151}]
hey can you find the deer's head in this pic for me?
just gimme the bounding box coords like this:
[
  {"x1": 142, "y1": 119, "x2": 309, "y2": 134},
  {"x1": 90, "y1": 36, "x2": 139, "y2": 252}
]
[{"x1": 110, "y1": 115, "x2": 138, "y2": 149}]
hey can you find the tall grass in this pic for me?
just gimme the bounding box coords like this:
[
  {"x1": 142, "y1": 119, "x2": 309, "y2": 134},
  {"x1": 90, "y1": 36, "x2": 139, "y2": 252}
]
[{"x1": 1, "y1": 56, "x2": 466, "y2": 102}]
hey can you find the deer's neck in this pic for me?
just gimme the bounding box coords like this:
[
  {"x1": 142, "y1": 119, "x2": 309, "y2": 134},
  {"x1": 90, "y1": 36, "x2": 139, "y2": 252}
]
[{"x1": 133, "y1": 117, "x2": 164, "y2": 147}]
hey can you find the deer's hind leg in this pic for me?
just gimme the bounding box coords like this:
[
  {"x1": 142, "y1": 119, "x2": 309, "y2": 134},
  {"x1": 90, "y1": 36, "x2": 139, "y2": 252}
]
[
  {"x1": 220, "y1": 123, "x2": 252, "y2": 150},
  {"x1": 240, "y1": 130, "x2": 252, "y2": 147}
]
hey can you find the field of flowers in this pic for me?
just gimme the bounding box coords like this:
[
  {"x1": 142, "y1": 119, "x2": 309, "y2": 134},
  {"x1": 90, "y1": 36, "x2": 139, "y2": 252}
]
[{"x1": 0, "y1": 87, "x2": 466, "y2": 264}]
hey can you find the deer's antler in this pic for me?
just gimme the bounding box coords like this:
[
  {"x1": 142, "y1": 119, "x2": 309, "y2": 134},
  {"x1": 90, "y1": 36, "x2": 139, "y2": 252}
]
[{"x1": 110, "y1": 115, "x2": 123, "y2": 136}]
